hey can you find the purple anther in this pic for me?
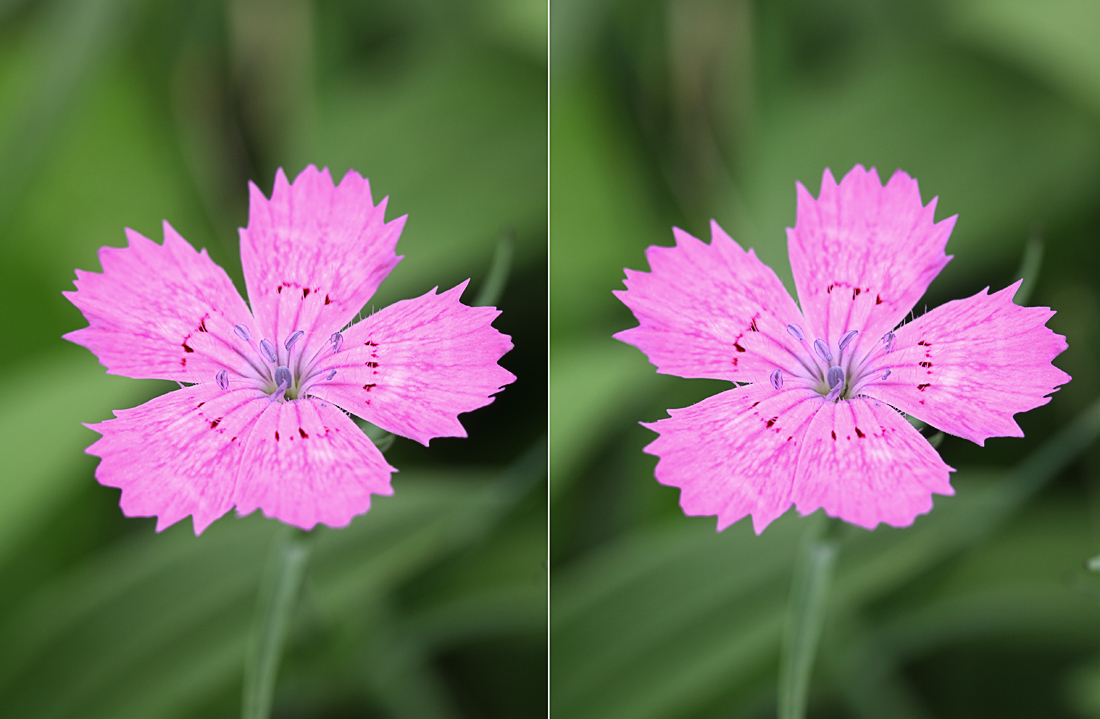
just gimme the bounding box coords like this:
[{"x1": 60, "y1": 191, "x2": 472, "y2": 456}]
[
  {"x1": 786, "y1": 324, "x2": 804, "y2": 341},
  {"x1": 839, "y1": 330, "x2": 859, "y2": 351},
  {"x1": 881, "y1": 368, "x2": 891, "y2": 380},
  {"x1": 284, "y1": 330, "x2": 304, "y2": 351},
  {"x1": 330, "y1": 332, "x2": 344, "y2": 353},
  {"x1": 814, "y1": 339, "x2": 833, "y2": 363},
  {"x1": 325, "y1": 368, "x2": 337, "y2": 380},
  {"x1": 274, "y1": 365, "x2": 292, "y2": 389},
  {"x1": 770, "y1": 368, "x2": 783, "y2": 390},
  {"x1": 216, "y1": 369, "x2": 229, "y2": 390},
  {"x1": 234, "y1": 324, "x2": 251, "y2": 342},
  {"x1": 825, "y1": 366, "x2": 845, "y2": 401},
  {"x1": 260, "y1": 339, "x2": 277, "y2": 363},
  {"x1": 882, "y1": 331, "x2": 896, "y2": 353}
]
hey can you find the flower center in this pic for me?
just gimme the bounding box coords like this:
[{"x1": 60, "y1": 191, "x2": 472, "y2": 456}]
[
  {"x1": 773, "y1": 324, "x2": 895, "y2": 402},
  {"x1": 213, "y1": 324, "x2": 344, "y2": 400}
]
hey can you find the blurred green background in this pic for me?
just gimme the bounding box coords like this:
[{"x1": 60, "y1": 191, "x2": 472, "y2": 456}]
[
  {"x1": 0, "y1": 0, "x2": 546, "y2": 716},
  {"x1": 550, "y1": 0, "x2": 1100, "y2": 717}
]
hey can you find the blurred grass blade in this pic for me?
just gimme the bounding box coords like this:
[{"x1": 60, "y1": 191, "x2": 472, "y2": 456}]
[
  {"x1": 1087, "y1": 554, "x2": 1100, "y2": 572},
  {"x1": 1012, "y1": 229, "x2": 1044, "y2": 305},
  {"x1": 242, "y1": 527, "x2": 311, "y2": 719},
  {"x1": 475, "y1": 230, "x2": 516, "y2": 307},
  {"x1": 778, "y1": 520, "x2": 840, "y2": 719}
]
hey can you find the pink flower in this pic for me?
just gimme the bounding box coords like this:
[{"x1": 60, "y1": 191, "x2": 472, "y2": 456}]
[
  {"x1": 65, "y1": 166, "x2": 515, "y2": 534},
  {"x1": 615, "y1": 166, "x2": 1069, "y2": 533}
]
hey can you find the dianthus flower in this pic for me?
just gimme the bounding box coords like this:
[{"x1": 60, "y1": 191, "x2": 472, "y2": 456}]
[
  {"x1": 615, "y1": 166, "x2": 1069, "y2": 532},
  {"x1": 65, "y1": 166, "x2": 515, "y2": 534}
]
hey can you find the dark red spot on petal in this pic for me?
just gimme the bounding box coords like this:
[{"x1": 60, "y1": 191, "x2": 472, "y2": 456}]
[
  {"x1": 751, "y1": 401, "x2": 760, "y2": 408},
  {"x1": 324, "y1": 294, "x2": 331, "y2": 305},
  {"x1": 749, "y1": 318, "x2": 759, "y2": 332},
  {"x1": 363, "y1": 383, "x2": 376, "y2": 391},
  {"x1": 733, "y1": 342, "x2": 745, "y2": 352},
  {"x1": 299, "y1": 428, "x2": 308, "y2": 438},
  {"x1": 918, "y1": 340, "x2": 929, "y2": 346},
  {"x1": 831, "y1": 431, "x2": 837, "y2": 440},
  {"x1": 919, "y1": 361, "x2": 931, "y2": 368},
  {"x1": 181, "y1": 357, "x2": 186, "y2": 366},
  {"x1": 853, "y1": 287, "x2": 861, "y2": 299},
  {"x1": 231, "y1": 436, "x2": 237, "y2": 442},
  {"x1": 766, "y1": 417, "x2": 777, "y2": 428},
  {"x1": 182, "y1": 341, "x2": 194, "y2": 353},
  {"x1": 875, "y1": 294, "x2": 883, "y2": 305},
  {"x1": 827, "y1": 284, "x2": 834, "y2": 293},
  {"x1": 366, "y1": 361, "x2": 379, "y2": 368},
  {"x1": 275, "y1": 431, "x2": 280, "y2": 441},
  {"x1": 210, "y1": 418, "x2": 221, "y2": 429},
  {"x1": 787, "y1": 436, "x2": 792, "y2": 441},
  {"x1": 732, "y1": 357, "x2": 738, "y2": 366},
  {"x1": 855, "y1": 427, "x2": 865, "y2": 438},
  {"x1": 364, "y1": 340, "x2": 377, "y2": 347},
  {"x1": 918, "y1": 383, "x2": 930, "y2": 391},
  {"x1": 198, "y1": 318, "x2": 208, "y2": 332},
  {"x1": 277, "y1": 286, "x2": 282, "y2": 293},
  {"x1": 303, "y1": 288, "x2": 310, "y2": 298},
  {"x1": 197, "y1": 402, "x2": 205, "y2": 408}
]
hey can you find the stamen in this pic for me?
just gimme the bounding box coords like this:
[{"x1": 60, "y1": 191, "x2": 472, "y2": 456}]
[
  {"x1": 274, "y1": 365, "x2": 292, "y2": 389},
  {"x1": 786, "y1": 324, "x2": 804, "y2": 341},
  {"x1": 234, "y1": 324, "x2": 251, "y2": 341},
  {"x1": 284, "y1": 330, "x2": 304, "y2": 351},
  {"x1": 330, "y1": 332, "x2": 344, "y2": 353},
  {"x1": 770, "y1": 368, "x2": 783, "y2": 390},
  {"x1": 825, "y1": 366, "x2": 844, "y2": 402},
  {"x1": 839, "y1": 330, "x2": 859, "y2": 351},
  {"x1": 260, "y1": 339, "x2": 277, "y2": 363},
  {"x1": 882, "y1": 332, "x2": 896, "y2": 353},
  {"x1": 814, "y1": 339, "x2": 832, "y2": 363},
  {"x1": 881, "y1": 368, "x2": 891, "y2": 380},
  {"x1": 216, "y1": 369, "x2": 229, "y2": 390},
  {"x1": 326, "y1": 368, "x2": 337, "y2": 380}
]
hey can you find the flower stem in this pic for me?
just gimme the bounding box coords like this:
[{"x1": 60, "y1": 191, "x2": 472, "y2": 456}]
[
  {"x1": 241, "y1": 525, "x2": 311, "y2": 719},
  {"x1": 777, "y1": 517, "x2": 842, "y2": 719}
]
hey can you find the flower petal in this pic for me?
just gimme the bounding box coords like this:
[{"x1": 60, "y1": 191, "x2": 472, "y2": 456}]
[
  {"x1": 86, "y1": 385, "x2": 271, "y2": 534},
  {"x1": 232, "y1": 398, "x2": 395, "y2": 530},
  {"x1": 860, "y1": 282, "x2": 1070, "y2": 445},
  {"x1": 64, "y1": 223, "x2": 258, "y2": 383},
  {"x1": 790, "y1": 397, "x2": 954, "y2": 529},
  {"x1": 304, "y1": 281, "x2": 515, "y2": 446},
  {"x1": 615, "y1": 221, "x2": 810, "y2": 383},
  {"x1": 787, "y1": 166, "x2": 954, "y2": 355},
  {"x1": 239, "y1": 165, "x2": 405, "y2": 361},
  {"x1": 643, "y1": 383, "x2": 824, "y2": 534}
]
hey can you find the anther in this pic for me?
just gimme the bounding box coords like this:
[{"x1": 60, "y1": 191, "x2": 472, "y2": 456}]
[
  {"x1": 330, "y1": 332, "x2": 344, "y2": 353},
  {"x1": 326, "y1": 368, "x2": 337, "y2": 380},
  {"x1": 216, "y1": 369, "x2": 229, "y2": 390},
  {"x1": 234, "y1": 324, "x2": 251, "y2": 342},
  {"x1": 882, "y1": 332, "x2": 896, "y2": 353},
  {"x1": 260, "y1": 339, "x2": 277, "y2": 363},
  {"x1": 825, "y1": 366, "x2": 845, "y2": 401},
  {"x1": 284, "y1": 330, "x2": 304, "y2": 351},
  {"x1": 881, "y1": 368, "x2": 891, "y2": 380},
  {"x1": 786, "y1": 324, "x2": 804, "y2": 341},
  {"x1": 274, "y1": 365, "x2": 292, "y2": 389},
  {"x1": 770, "y1": 368, "x2": 783, "y2": 390},
  {"x1": 839, "y1": 330, "x2": 859, "y2": 351},
  {"x1": 814, "y1": 339, "x2": 832, "y2": 363}
]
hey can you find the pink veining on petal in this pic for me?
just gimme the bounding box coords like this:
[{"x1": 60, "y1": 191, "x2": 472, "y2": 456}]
[
  {"x1": 64, "y1": 222, "x2": 258, "y2": 383},
  {"x1": 233, "y1": 398, "x2": 395, "y2": 530},
  {"x1": 790, "y1": 397, "x2": 954, "y2": 529},
  {"x1": 787, "y1": 166, "x2": 954, "y2": 356},
  {"x1": 644, "y1": 383, "x2": 823, "y2": 534},
  {"x1": 305, "y1": 281, "x2": 516, "y2": 446},
  {"x1": 614, "y1": 221, "x2": 810, "y2": 384},
  {"x1": 239, "y1": 165, "x2": 406, "y2": 360},
  {"x1": 86, "y1": 385, "x2": 271, "y2": 533},
  {"x1": 862, "y1": 281, "x2": 1070, "y2": 445}
]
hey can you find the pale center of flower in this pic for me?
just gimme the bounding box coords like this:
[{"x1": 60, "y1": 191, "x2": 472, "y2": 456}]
[
  {"x1": 773, "y1": 324, "x2": 895, "y2": 402},
  {"x1": 213, "y1": 324, "x2": 344, "y2": 400}
]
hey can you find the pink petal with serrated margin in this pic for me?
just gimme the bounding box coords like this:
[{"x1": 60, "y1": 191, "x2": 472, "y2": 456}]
[
  {"x1": 63, "y1": 223, "x2": 257, "y2": 383},
  {"x1": 787, "y1": 166, "x2": 954, "y2": 352},
  {"x1": 240, "y1": 165, "x2": 405, "y2": 359},
  {"x1": 305, "y1": 281, "x2": 515, "y2": 446},
  {"x1": 614, "y1": 221, "x2": 809, "y2": 384},
  {"x1": 861, "y1": 281, "x2": 1070, "y2": 445}
]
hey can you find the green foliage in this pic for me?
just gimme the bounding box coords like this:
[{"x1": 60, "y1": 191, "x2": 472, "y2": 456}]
[
  {"x1": 0, "y1": 0, "x2": 546, "y2": 716},
  {"x1": 550, "y1": 0, "x2": 1100, "y2": 716}
]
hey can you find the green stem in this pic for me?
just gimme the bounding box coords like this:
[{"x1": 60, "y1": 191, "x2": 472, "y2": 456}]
[
  {"x1": 242, "y1": 526, "x2": 311, "y2": 719},
  {"x1": 778, "y1": 518, "x2": 842, "y2": 719}
]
